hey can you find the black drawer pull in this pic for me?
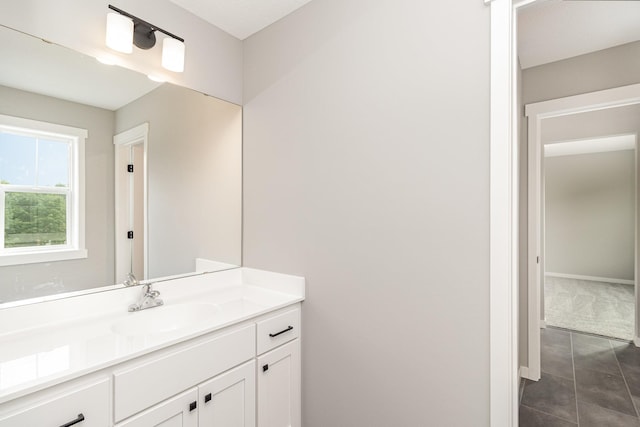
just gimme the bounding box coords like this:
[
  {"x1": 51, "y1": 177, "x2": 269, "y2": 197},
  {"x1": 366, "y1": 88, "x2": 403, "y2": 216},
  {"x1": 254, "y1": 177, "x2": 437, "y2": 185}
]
[
  {"x1": 204, "y1": 393, "x2": 212, "y2": 403},
  {"x1": 269, "y1": 326, "x2": 293, "y2": 338},
  {"x1": 59, "y1": 413, "x2": 85, "y2": 427},
  {"x1": 189, "y1": 401, "x2": 197, "y2": 411}
]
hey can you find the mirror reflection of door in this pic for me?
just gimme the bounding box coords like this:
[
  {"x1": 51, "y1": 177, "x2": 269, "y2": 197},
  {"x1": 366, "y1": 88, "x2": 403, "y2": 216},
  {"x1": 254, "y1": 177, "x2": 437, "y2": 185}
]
[{"x1": 114, "y1": 123, "x2": 148, "y2": 283}]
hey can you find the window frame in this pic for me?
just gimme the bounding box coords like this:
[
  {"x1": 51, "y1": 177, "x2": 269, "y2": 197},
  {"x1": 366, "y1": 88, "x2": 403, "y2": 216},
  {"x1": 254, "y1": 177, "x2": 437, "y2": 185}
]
[{"x1": 0, "y1": 114, "x2": 87, "y2": 266}]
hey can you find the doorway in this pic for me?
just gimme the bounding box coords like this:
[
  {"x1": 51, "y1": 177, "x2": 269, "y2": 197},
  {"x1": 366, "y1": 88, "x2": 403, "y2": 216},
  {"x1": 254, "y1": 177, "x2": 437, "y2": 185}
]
[
  {"x1": 543, "y1": 133, "x2": 636, "y2": 340},
  {"x1": 523, "y1": 81, "x2": 640, "y2": 380},
  {"x1": 488, "y1": 0, "x2": 640, "y2": 425},
  {"x1": 114, "y1": 123, "x2": 148, "y2": 284}
]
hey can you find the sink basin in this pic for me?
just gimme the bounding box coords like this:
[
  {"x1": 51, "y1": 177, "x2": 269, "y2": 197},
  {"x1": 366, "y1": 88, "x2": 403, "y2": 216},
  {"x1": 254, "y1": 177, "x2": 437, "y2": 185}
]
[{"x1": 111, "y1": 303, "x2": 219, "y2": 337}]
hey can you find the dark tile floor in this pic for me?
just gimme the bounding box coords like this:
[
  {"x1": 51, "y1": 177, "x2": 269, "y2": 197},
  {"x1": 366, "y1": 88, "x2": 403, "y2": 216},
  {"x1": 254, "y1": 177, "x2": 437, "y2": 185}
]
[{"x1": 519, "y1": 327, "x2": 640, "y2": 426}]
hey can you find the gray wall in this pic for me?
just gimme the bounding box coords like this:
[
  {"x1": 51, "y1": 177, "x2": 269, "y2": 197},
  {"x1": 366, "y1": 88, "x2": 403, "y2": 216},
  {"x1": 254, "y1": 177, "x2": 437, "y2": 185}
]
[
  {"x1": 542, "y1": 104, "x2": 640, "y2": 143},
  {"x1": 116, "y1": 84, "x2": 242, "y2": 278},
  {"x1": 541, "y1": 104, "x2": 640, "y2": 280},
  {"x1": 243, "y1": 0, "x2": 490, "y2": 425},
  {"x1": 545, "y1": 150, "x2": 635, "y2": 281},
  {"x1": 0, "y1": 85, "x2": 115, "y2": 302},
  {"x1": 523, "y1": 41, "x2": 640, "y2": 105},
  {"x1": 520, "y1": 41, "x2": 640, "y2": 368}
]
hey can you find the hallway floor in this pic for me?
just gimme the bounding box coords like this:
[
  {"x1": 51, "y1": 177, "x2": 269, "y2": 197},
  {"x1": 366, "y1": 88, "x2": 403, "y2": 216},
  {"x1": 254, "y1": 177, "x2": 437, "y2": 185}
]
[{"x1": 519, "y1": 328, "x2": 640, "y2": 426}]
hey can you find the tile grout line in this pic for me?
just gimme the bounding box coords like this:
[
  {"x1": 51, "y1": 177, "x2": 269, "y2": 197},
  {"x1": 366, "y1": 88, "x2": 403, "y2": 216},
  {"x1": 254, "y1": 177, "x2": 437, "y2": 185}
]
[
  {"x1": 570, "y1": 332, "x2": 580, "y2": 426},
  {"x1": 609, "y1": 338, "x2": 640, "y2": 420},
  {"x1": 520, "y1": 403, "x2": 579, "y2": 426}
]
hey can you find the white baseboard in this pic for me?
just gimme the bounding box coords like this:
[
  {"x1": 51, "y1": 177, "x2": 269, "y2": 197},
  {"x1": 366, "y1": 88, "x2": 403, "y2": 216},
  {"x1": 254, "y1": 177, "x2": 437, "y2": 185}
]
[
  {"x1": 519, "y1": 366, "x2": 531, "y2": 380},
  {"x1": 545, "y1": 272, "x2": 634, "y2": 286}
]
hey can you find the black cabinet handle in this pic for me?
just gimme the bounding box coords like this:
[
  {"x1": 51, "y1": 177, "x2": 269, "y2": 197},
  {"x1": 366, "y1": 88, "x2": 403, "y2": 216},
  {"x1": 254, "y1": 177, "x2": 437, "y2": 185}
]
[
  {"x1": 263, "y1": 364, "x2": 269, "y2": 372},
  {"x1": 269, "y1": 326, "x2": 293, "y2": 338},
  {"x1": 189, "y1": 401, "x2": 197, "y2": 411},
  {"x1": 204, "y1": 393, "x2": 212, "y2": 403},
  {"x1": 59, "y1": 413, "x2": 85, "y2": 427}
]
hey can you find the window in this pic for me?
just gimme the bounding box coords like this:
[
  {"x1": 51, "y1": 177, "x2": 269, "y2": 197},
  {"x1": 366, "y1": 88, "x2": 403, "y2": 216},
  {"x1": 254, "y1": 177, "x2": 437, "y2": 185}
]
[{"x1": 0, "y1": 114, "x2": 87, "y2": 266}]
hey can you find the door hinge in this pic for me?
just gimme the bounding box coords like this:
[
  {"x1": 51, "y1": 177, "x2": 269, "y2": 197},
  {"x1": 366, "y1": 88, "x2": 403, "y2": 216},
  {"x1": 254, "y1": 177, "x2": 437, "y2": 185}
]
[
  {"x1": 537, "y1": 256, "x2": 540, "y2": 264},
  {"x1": 127, "y1": 231, "x2": 134, "y2": 239},
  {"x1": 127, "y1": 164, "x2": 134, "y2": 173}
]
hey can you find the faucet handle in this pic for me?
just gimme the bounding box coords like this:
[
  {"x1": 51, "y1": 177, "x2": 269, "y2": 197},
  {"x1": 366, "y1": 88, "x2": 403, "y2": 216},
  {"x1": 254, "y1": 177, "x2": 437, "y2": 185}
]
[
  {"x1": 124, "y1": 272, "x2": 139, "y2": 287},
  {"x1": 142, "y1": 283, "x2": 159, "y2": 296}
]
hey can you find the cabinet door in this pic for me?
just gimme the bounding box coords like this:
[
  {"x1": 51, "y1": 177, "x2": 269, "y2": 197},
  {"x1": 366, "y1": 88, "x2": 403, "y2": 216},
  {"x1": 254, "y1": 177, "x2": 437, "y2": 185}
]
[
  {"x1": 116, "y1": 388, "x2": 198, "y2": 427},
  {"x1": 199, "y1": 360, "x2": 255, "y2": 427},
  {"x1": 257, "y1": 339, "x2": 300, "y2": 427},
  {"x1": 0, "y1": 378, "x2": 110, "y2": 427},
  {"x1": 114, "y1": 325, "x2": 255, "y2": 422}
]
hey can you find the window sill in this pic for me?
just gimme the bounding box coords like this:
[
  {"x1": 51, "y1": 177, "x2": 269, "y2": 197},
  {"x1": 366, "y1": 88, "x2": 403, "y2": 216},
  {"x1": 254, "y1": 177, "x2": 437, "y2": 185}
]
[{"x1": 0, "y1": 249, "x2": 88, "y2": 266}]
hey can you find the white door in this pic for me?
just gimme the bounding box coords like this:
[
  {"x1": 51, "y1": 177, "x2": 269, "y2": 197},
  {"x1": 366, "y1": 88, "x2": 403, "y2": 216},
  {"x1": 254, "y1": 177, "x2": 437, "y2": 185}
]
[
  {"x1": 199, "y1": 360, "x2": 255, "y2": 427},
  {"x1": 257, "y1": 339, "x2": 301, "y2": 427},
  {"x1": 116, "y1": 388, "x2": 198, "y2": 427}
]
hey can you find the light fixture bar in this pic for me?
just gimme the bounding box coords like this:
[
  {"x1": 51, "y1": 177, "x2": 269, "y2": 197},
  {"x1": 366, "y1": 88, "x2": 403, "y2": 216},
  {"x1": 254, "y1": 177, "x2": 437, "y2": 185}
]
[{"x1": 108, "y1": 4, "x2": 184, "y2": 43}]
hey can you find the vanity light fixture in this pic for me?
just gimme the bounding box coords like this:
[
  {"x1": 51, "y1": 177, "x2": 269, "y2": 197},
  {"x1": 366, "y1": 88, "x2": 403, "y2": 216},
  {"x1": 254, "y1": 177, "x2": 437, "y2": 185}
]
[{"x1": 105, "y1": 4, "x2": 185, "y2": 72}]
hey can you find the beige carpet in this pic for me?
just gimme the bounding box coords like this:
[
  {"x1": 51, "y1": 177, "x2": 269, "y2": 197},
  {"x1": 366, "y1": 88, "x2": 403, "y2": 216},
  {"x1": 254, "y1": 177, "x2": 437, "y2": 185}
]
[{"x1": 544, "y1": 276, "x2": 635, "y2": 340}]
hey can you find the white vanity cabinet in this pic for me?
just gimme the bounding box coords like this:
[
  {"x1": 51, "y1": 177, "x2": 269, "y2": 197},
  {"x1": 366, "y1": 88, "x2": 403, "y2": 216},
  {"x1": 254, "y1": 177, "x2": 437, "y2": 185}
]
[
  {"x1": 0, "y1": 297, "x2": 302, "y2": 427},
  {"x1": 198, "y1": 360, "x2": 255, "y2": 426},
  {"x1": 112, "y1": 325, "x2": 255, "y2": 422},
  {"x1": 256, "y1": 308, "x2": 301, "y2": 427},
  {"x1": 116, "y1": 388, "x2": 199, "y2": 427},
  {"x1": 0, "y1": 377, "x2": 110, "y2": 427},
  {"x1": 257, "y1": 340, "x2": 301, "y2": 427},
  {"x1": 113, "y1": 304, "x2": 302, "y2": 427},
  {"x1": 116, "y1": 360, "x2": 255, "y2": 427}
]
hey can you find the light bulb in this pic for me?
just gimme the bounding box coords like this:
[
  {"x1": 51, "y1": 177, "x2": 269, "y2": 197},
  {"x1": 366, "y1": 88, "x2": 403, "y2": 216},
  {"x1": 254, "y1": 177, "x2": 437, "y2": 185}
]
[
  {"x1": 162, "y1": 38, "x2": 185, "y2": 73},
  {"x1": 106, "y1": 12, "x2": 133, "y2": 54}
]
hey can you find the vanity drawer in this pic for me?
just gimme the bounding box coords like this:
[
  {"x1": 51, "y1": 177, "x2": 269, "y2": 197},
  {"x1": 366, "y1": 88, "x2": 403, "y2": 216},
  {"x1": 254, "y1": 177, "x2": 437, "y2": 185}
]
[
  {"x1": 256, "y1": 307, "x2": 300, "y2": 355},
  {"x1": 113, "y1": 324, "x2": 255, "y2": 422},
  {"x1": 0, "y1": 378, "x2": 110, "y2": 427}
]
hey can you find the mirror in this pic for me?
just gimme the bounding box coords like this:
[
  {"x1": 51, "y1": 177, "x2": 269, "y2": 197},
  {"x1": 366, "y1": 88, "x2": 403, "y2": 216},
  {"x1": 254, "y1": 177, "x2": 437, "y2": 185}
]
[{"x1": 0, "y1": 25, "x2": 242, "y2": 305}]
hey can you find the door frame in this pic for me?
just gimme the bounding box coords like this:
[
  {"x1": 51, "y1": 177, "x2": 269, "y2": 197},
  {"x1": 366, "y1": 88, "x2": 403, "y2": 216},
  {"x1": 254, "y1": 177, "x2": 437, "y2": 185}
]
[
  {"x1": 525, "y1": 85, "x2": 640, "y2": 380},
  {"x1": 488, "y1": 0, "x2": 521, "y2": 425},
  {"x1": 114, "y1": 123, "x2": 149, "y2": 281},
  {"x1": 489, "y1": 0, "x2": 640, "y2": 424}
]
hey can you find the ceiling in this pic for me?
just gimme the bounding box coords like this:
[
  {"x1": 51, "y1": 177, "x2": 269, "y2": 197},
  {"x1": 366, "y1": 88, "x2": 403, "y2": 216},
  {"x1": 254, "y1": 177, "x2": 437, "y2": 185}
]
[
  {"x1": 168, "y1": 0, "x2": 314, "y2": 40},
  {"x1": 173, "y1": 0, "x2": 640, "y2": 65},
  {"x1": 518, "y1": 0, "x2": 640, "y2": 69},
  {"x1": 544, "y1": 134, "x2": 636, "y2": 157},
  {"x1": 5, "y1": 0, "x2": 640, "y2": 108}
]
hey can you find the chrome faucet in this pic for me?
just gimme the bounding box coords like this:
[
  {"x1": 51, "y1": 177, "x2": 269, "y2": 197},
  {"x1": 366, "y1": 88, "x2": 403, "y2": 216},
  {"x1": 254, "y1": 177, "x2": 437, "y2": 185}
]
[{"x1": 128, "y1": 283, "x2": 164, "y2": 312}]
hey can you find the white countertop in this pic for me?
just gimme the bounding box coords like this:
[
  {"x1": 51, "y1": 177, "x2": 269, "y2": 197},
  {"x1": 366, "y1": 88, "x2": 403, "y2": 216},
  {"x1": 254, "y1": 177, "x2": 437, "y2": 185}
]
[{"x1": 0, "y1": 267, "x2": 304, "y2": 404}]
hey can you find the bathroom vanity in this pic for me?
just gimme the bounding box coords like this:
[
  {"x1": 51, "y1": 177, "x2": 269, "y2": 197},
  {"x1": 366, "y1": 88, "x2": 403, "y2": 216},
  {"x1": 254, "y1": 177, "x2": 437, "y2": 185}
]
[{"x1": 0, "y1": 268, "x2": 304, "y2": 427}]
